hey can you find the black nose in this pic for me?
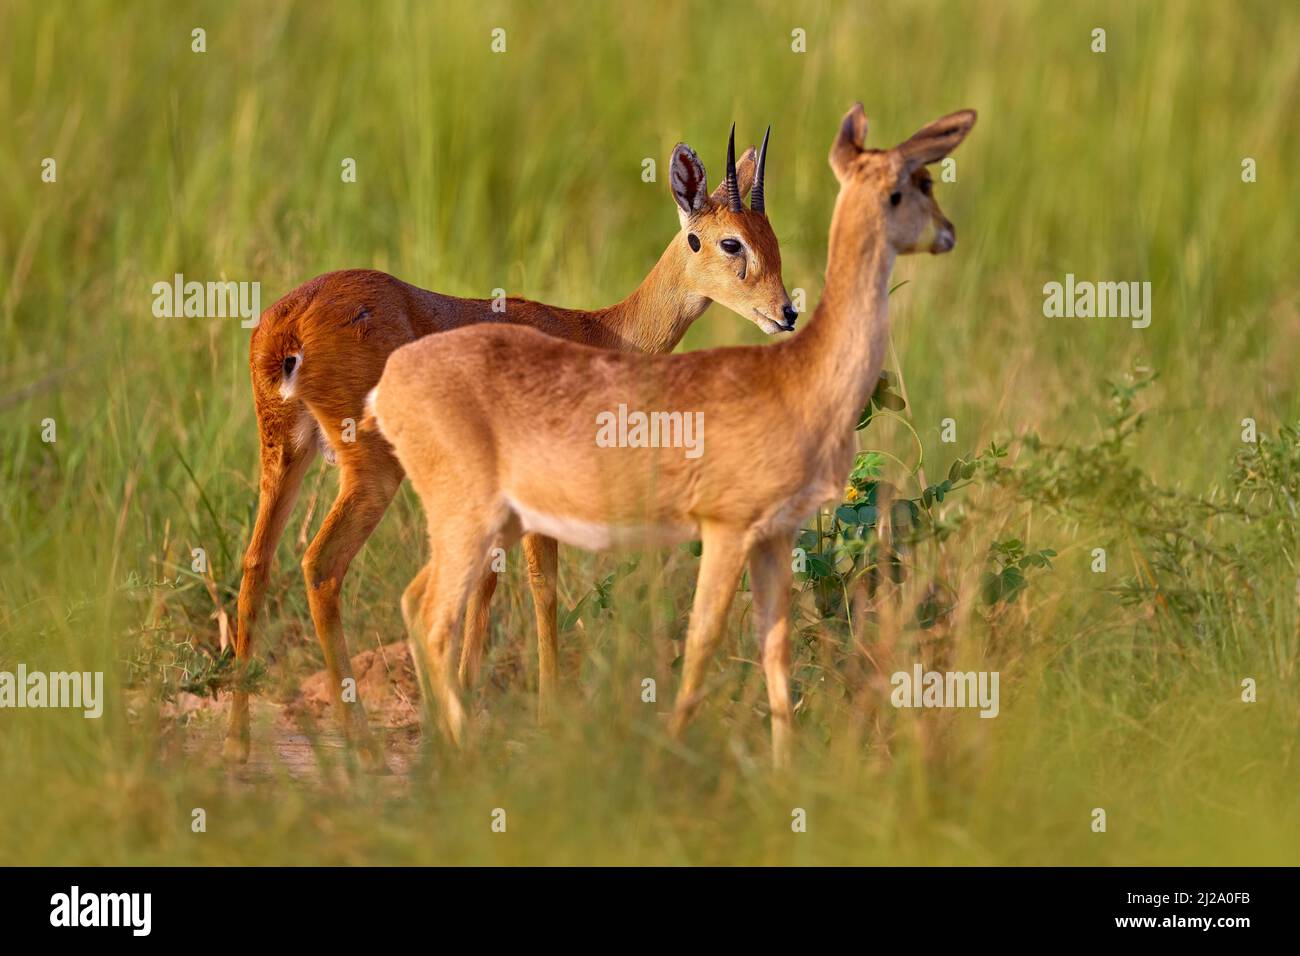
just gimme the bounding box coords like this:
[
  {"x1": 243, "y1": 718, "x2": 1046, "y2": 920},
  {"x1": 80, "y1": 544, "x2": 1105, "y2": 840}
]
[{"x1": 781, "y1": 305, "x2": 798, "y2": 328}]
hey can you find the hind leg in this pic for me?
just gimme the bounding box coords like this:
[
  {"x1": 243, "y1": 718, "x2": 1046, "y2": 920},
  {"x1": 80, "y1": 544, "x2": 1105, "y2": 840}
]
[
  {"x1": 401, "y1": 560, "x2": 433, "y2": 637},
  {"x1": 454, "y1": 533, "x2": 559, "y2": 722},
  {"x1": 226, "y1": 400, "x2": 316, "y2": 763},
  {"x1": 414, "y1": 559, "x2": 492, "y2": 692},
  {"x1": 522, "y1": 534, "x2": 560, "y2": 722},
  {"x1": 301, "y1": 432, "x2": 404, "y2": 770},
  {"x1": 457, "y1": 568, "x2": 497, "y2": 689},
  {"x1": 413, "y1": 508, "x2": 515, "y2": 747}
]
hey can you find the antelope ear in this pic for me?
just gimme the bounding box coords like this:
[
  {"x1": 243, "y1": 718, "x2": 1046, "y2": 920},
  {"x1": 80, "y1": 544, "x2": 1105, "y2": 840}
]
[
  {"x1": 710, "y1": 145, "x2": 757, "y2": 204},
  {"x1": 897, "y1": 109, "x2": 977, "y2": 174},
  {"x1": 670, "y1": 144, "x2": 710, "y2": 221},
  {"x1": 829, "y1": 103, "x2": 868, "y2": 182}
]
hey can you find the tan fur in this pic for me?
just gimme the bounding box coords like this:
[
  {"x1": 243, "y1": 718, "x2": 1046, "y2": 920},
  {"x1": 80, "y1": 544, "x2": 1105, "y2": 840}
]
[
  {"x1": 226, "y1": 134, "x2": 793, "y2": 766},
  {"x1": 373, "y1": 106, "x2": 976, "y2": 763}
]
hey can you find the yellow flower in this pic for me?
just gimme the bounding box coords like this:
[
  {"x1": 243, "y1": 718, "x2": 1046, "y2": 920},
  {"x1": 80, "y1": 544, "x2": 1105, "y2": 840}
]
[{"x1": 844, "y1": 486, "x2": 859, "y2": 502}]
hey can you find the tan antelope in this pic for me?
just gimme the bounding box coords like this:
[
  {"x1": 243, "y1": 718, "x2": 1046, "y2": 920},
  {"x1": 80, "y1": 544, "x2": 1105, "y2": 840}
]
[
  {"x1": 229, "y1": 127, "x2": 794, "y2": 766},
  {"x1": 369, "y1": 105, "x2": 976, "y2": 764}
]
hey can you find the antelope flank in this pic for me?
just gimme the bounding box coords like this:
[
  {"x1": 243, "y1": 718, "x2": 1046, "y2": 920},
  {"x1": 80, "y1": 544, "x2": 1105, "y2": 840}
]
[{"x1": 594, "y1": 404, "x2": 705, "y2": 459}]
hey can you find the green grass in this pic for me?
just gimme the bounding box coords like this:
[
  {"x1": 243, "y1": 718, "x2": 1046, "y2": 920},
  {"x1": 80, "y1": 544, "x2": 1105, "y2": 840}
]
[{"x1": 1, "y1": 0, "x2": 1297, "y2": 865}]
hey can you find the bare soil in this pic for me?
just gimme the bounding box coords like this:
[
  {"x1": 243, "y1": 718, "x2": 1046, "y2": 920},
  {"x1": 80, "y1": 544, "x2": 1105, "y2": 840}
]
[{"x1": 159, "y1": 642, "x2": 428, "y2": 786}]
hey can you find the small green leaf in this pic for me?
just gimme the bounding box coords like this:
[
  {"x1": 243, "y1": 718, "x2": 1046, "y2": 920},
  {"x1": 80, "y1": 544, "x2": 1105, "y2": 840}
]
[
  {"x1": 807, "y1": 555, "x2": 834, "y2": 578},
  {"x1": 561, "y1": 598, "x2": 587, "y2": 631},
  {"x1": 980, "y1": 571, "x2": 1001, "y2": 605}
]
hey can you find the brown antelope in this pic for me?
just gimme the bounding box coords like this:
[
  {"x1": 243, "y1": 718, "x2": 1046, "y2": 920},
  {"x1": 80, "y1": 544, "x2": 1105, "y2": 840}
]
[
  {"x1": 369, "y1": 105, "x2": 976, "y2": 765},
  {"x1": 228, "y1": 127, "x2": 794, "y2": 766}
]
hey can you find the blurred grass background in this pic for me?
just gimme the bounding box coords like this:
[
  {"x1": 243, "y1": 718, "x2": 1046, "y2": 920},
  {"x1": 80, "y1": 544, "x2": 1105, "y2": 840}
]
[{"x1": 0, "y1": 0, "x2": 1297, "y2": 864}]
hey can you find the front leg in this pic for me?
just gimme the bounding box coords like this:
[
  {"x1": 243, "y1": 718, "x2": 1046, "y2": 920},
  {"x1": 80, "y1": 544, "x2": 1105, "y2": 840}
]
[
  {"x1": 668, "y1": 522, "x2": 750, "y2": 738},
  {"x1": 748, "y1": 535, "x2": 796, "y2": 768}
]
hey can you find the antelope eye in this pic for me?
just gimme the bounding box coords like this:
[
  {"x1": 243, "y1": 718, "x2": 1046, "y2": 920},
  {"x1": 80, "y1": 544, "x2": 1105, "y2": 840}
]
[
  {"x1": 720, "y1": 238, "x2": 743, "y2": 255},
  {"x1": 890, "y1": 192, "x2": 902, "y2": 207},
  {"x1": 687, "y1": 233, "x2": 701, "y2": 252},
  {"x1": 920, "y1": 179, "x2": 932, "y2": 195}
]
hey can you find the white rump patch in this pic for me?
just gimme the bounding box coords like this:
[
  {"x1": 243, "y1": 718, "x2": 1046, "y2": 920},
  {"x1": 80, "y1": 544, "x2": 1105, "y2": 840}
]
[{"x1": 364, "y1": 385, "x2": 383, "y2": 434}]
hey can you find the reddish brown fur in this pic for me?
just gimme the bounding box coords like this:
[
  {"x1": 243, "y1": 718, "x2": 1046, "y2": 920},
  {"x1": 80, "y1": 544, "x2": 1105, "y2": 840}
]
[
  {"x1": 227, "y1": 138, "x2": 793, "y2": 765},
  {"x1": 370, "y1": 106, "x2": 976, "y2": 763}
]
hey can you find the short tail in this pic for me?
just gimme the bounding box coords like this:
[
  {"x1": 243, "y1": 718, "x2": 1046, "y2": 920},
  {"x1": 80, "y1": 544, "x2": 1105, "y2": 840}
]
[{"x1": 278, "y1": 350, "x2": 305, "y2": 401}]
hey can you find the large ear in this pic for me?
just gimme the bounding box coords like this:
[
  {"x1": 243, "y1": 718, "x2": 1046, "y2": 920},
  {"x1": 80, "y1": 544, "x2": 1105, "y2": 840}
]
[
  {"x1": 896, "y1": 109, "x2": 977, "y2": 173},
  {"x1": 670, "y1": 144, "x2": 710, "y2": 221},
  {"x1": 829, "y1": 102, "x2": 868, "y2": 181},
  {"x1": 710, "y1": 145, "x2": 757, "y2": 204}
]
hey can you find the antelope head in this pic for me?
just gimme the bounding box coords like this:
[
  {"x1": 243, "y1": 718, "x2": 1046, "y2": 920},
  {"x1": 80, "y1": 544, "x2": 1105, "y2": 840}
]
[
  {"x1": 829, "y1": 104, "x2": 977, "y2": 257},
  {"x1": 670, "y1": 125, "x2": 797, "y2": 334}
]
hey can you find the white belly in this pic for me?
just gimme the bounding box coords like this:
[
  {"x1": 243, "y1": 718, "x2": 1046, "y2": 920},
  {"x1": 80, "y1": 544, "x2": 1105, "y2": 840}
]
[{"x1": 507, "y1": 497, "x2": 697, "y2": 552}]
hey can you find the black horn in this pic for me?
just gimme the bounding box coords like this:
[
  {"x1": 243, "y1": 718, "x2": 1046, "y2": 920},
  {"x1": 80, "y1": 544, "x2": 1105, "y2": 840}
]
[
  {"x1": 724, "y1": 123, "x2": 742, "y2": 212},
  {"x1": 751, "y1": 125, "x2": 770, "y2": 215}
]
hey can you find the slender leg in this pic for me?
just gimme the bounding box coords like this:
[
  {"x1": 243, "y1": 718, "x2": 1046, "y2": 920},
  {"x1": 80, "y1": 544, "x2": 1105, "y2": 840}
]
[
  {"x1": 457, "y1": 569, "x2": 498, "y2": 688},
  {"x1": 401, "y1": 562, "x2": 434, "y2": 702},
  {"x1": 414, "y1": 518, "x2": 503, "y2": 747},
  {"x1": 668, "y1": 523, "x2": 750, "y2": 738},
  {"x1": 300, "y1": 434, "x2": 404, "y2": 770},
  {"x1": 225, "y1": 400, "x2": 316, "y2": 763},
  {"x1": 401, "y1": 560, "x2": 432, "y2": 636},
  {"x1": 749, "y1": 535, "x2": 796, "y2": 768},
  {"x1": 522, "y1": 534, "x2": 559, "y2": 722},
  {"x1": 456, "y1": 533, "x2": 558, "y2": 721}
]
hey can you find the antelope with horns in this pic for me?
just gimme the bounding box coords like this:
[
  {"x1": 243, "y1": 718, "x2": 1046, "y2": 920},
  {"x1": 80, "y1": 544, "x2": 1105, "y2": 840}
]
[
  {"x1": 228, "y1": 126, "x2": 794, "y2": 767},
  {"x1": 370, "y1": 105, "x2": 976, "y2": 764}
]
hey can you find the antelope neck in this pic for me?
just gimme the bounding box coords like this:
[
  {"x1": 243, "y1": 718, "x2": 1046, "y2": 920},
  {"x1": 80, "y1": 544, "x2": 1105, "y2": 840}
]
[
  {"x1": 787, "y1": 192, "x2": 896, "y2": 432},
  {"x1": 590, "y1": 237, "x2": 710, "y2": 354}
]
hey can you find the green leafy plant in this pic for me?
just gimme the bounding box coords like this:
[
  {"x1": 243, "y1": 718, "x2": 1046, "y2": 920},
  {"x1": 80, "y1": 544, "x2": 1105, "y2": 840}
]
[
  {"x1": 561, "y1": 559, "x2": 640, "y2": 631},
  {"x1": 993, "y1": 369, "x2": 1299, "y2": 640},
  {"x1": 124, "y1": 633, "x2": 265, "y2": 700},
  {"x1": 794, "y1": 371, "x2": 1043, "y2": 627},
  {"x1": 980, "y1": 538, "x2": 1057, "y2": 605}
]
